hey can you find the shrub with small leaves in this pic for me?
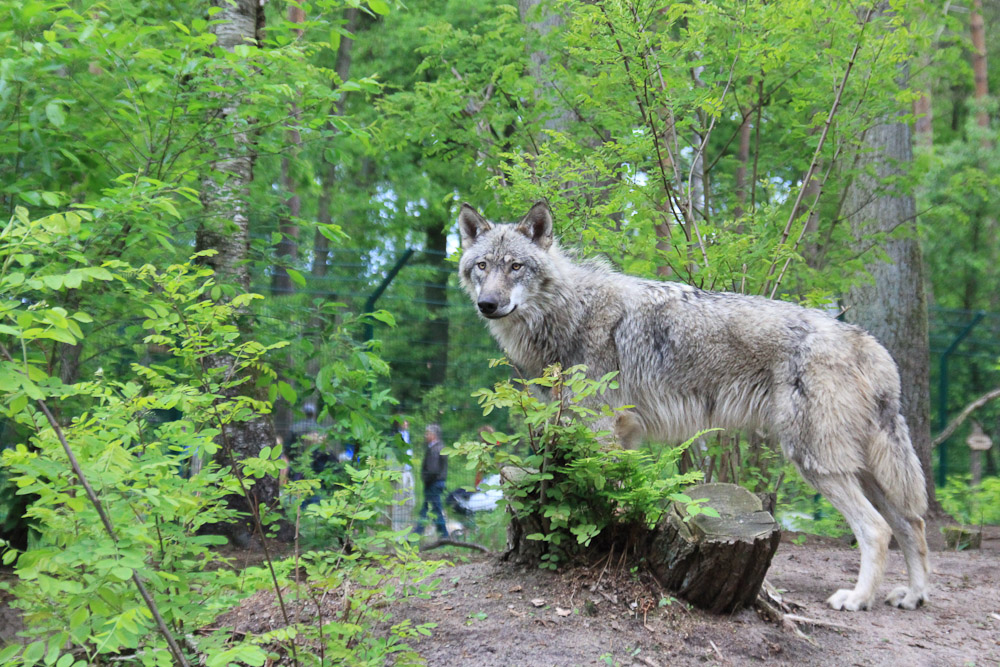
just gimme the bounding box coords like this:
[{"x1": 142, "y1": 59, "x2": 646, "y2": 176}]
[{"x1": 448, "y1": 362, "x2": 714, "y2": 569}]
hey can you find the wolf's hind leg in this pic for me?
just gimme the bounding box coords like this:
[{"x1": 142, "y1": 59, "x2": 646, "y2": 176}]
[
  {"x1": 857, "y1": 473, "x2": 930, "y2": 610},
  {"x1": 882, "y1": 515, "x2": 930, "y2": 610},
  {"x1": 803, "y1": 472, "x2": 891, "y2": 611}
]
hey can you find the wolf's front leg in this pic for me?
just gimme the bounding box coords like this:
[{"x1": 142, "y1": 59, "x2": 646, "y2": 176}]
[
  {"x1": 591, "y1": 409, "x2": 645, "y2": 450},
  {"x1": 612, "y1": 410, "x2": 644, "y2": 450}
]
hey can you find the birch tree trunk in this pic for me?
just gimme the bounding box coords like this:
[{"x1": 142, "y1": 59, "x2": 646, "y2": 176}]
[
  {"x1": 196, "y1": 0, "x2": 260, "y2": 290},
  {"x1": 197, "y1": 0, "x2": 283, "y2": 543},
  {"x1": 843, "y1": 115, "x2": 938, "y2": 512}
]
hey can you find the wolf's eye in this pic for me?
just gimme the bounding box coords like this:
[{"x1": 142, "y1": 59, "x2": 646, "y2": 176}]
[
  {"x1": 476, "y1": 261, "x2": 487, "y2": 270},
  {"x1": 511, "y1": 262, "x2": 523, "y2": 271}
]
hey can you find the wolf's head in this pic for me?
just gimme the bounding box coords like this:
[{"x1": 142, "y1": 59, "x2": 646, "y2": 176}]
[{"x1": 457, "y1": 202, "x2": 554, "y2": 320}]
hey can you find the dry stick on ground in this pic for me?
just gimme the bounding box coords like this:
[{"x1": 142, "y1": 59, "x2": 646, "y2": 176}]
[
  {"x1": 0, "y1": 342, "x2": 193, "y2": 667},
  {"x1": 932, "y1": 387, "x2": 1000, "y2": 447},
  {"x1": 419, "y1": 538, "x2": 492, "y2": 554}
]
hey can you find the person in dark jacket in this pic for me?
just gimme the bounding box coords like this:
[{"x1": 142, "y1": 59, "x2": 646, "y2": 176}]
[{"x1": 412, "y1": 423, "x2": 449, "y2": 538}]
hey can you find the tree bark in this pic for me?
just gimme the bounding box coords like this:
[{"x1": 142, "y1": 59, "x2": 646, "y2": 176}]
[
  {"x1": 971, "y1": 0, "x2": 989, "y2": 136},
  {"x1": 313, "y1": 8, "x2": 360, "y2": 280},
  {"x1": 197, "y1": 0, "x2": 283, "y2": 542},
  {"x1": 843, "y1": 114, "x2": 938, "y2": 512},
  {"x1": 518, "y1": 0, "x2": 573, "y2": 133},
  {"x1": 913, "y1": 89, "x2": 932, "y2": 148},
  {"x1": 422, "y1": 221, "x2": 450, "y2": 387},
  {"x1": 733, "y1": 84, "x2": 753, "y2": 222},
  {"x1": 196, "y1": 0, "x2": 259, "y2": 290}
]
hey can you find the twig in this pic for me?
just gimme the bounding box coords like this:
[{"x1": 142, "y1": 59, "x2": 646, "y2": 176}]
[
  {"x1": 783, "y1": 614, "x2": 854, "y2": 631},
  {"x1": 594, "y1": 545, "x2": 614, "y2": 590},
  {"x1": 709, "y1": 640, "x2": 727, "y2": 663}
]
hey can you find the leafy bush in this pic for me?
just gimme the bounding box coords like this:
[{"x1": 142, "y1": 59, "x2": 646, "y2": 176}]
[
  {"x1": 938, "y1": 475, "x2": 1000, "y2": 526},
  {"x1": 448, "y1": 362, "x2": 714, "y2": 569},
  {"x1": 0, "y1": 208, "x2": 439, "y2": 666}
]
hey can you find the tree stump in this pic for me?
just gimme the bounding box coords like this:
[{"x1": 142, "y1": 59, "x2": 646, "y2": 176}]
[{"x1": 647, "y1": 483, "x2": 781, "y2": 614}]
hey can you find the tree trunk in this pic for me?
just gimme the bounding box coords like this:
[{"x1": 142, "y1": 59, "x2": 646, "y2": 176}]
[
  {"x1": 270, "y1": 6, "x2": 306, "y2": 444},
  {"x1": 913, "y1": 89, "x2": 932, "y2": 148},
  {"x1": 971, "y1": 0, "x2": 989, "y2": 136},
  {"x1": 843, "y1": 113, "x2": 938, "y2": 512},
  {"x1": 422, "y1": 221, "x2": 450, "y2": 387},
  {"x1": 197, "y1": 0, "x2": 283, "y2": 543},
  {"x1": 313, "y1": 8, "x2": 360, "y2": 281},
  {"x1": 733, "y1": 81, "x2": 753, "y2": 222},
  {"x1": 196, "y1": 0, "x2": 259, "y2": 291},
  {"x1": 518, "y1": 0, "x2": 573, "y2": 133}
]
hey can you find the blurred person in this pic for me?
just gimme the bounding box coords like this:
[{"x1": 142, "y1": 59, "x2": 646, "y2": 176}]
[{"x1": 412, "y1": 423, "x2": 449, "y2": 538}]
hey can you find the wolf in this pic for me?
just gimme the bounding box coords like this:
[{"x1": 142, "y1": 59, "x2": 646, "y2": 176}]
[{"x1": 457, "y1": 201, "x2": 930, "y2": 612}]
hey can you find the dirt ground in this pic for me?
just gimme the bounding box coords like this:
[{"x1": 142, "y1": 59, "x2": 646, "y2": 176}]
[
  {"x1": 396, "y1": 528, "x2": 1000, "y2": 667},
  {"x1": 2, "y1": 526, "x2": 997, "y2": 666}
]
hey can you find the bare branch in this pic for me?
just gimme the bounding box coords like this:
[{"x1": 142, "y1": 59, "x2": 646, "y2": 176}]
[
  {"x1": 932, "y1": 387, "x2": 1000, "y2": 448},
  {"x1": 419, "y1": 538, "x2": 492, "y2": 553}
]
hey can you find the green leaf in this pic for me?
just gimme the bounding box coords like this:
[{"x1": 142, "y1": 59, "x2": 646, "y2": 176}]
[
  {"x1": 277, "y1": 381, "x2": 296, "y2": 404},
  {"x1": 68, "y1": 606, "x2": 88, "y2": 630},
  {"x1": 370, "y1": 310, "x2": 395, "y2": 326},
  {"x1": 22, "y1": 641, "x2": 45, "y2": 666},
  {"x1": 286, "y1": 268, "x2": 306, "y2": 288},
  {"x1": 368, "y1": 0, "x2": 390, "y2": 15},
  {"x1": 8, "y1": 394, "x2": 28, "y2": 416},
  {"x1": 45, "y1": 102, "x2": 66, "y2": 128}
]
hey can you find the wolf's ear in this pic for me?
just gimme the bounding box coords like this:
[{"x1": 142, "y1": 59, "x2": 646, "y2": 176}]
[
  {"x1": 515, "y1": 201, "x2": 553, "y2": 250},
  {"x1": 458, "y1": 204, "x2": 492, "y2": 250}
]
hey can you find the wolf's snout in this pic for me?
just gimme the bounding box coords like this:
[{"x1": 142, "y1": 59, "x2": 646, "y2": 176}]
[{"x1": 477, "y1": 298, "x2": 499, "y2": 315}]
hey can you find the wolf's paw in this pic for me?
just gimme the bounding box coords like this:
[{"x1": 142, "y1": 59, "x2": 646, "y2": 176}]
[
  {"x1": 826, "y1": 589, "x2": 873, "y2": 611},
  {"x1": 885, "y1": 586, "x2": 926, "y2": 610}
]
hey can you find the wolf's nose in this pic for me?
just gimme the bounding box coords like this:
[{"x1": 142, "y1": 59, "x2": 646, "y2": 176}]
[{"x1": 478, "y1": 299, "x2": 498, "y2": 315}]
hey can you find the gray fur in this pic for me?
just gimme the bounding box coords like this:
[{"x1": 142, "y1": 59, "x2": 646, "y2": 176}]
[{"x1": 458, "y1": 202, "x2": 930, "y2": 612}]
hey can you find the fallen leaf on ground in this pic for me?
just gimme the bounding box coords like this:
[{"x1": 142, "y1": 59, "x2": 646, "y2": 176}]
[
  {"x1": 555, "y1": 607, "x2": 572, "y2": 616},
  {"x1": 531, "y1": 598, "x2": 545, "y2": 607}
]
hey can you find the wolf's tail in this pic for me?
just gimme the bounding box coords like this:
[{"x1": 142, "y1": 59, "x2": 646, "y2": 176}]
[{"x1": 868, "y1": 414, "x2": 928, "y2": 517}]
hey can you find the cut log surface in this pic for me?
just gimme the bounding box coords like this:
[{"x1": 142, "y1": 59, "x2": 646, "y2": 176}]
[{"x1": 649, "y1": 483, "x2": 781, "y2": 614}]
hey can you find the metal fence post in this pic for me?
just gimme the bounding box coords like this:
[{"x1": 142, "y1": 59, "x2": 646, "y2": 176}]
[
  {"x1": 362, "y1": 248, "x2": 415, "y2": 344},
  {"x1": 937, "y1": 311, "x2": 984, "y2": 487}
]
